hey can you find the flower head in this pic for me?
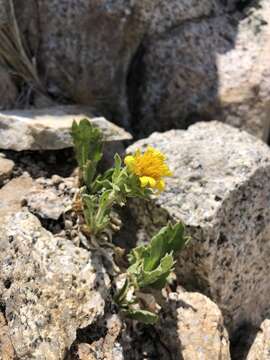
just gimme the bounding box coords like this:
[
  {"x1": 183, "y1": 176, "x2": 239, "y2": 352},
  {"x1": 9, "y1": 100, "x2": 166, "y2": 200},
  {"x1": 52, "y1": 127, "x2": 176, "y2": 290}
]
[{"x1": 124, "y1": 146, "x2": 172, "y2": 192}]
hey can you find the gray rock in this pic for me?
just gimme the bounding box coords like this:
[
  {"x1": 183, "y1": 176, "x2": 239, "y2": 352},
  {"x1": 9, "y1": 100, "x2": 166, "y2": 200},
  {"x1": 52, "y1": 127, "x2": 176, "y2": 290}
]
[
  {"x1": 148, "y1": 0, "x2": 221, "y2": 35},
  {"x1": 0, "y1": 154, "x2": 14, "y2": 184},
  {"x1": 24, "y1": 0, "x2": 157, "y2": 122},
  {"x1": 135, "y1": 0, "x2": 270, "y2": 139},
  {"x1": 0, "y1": 210, "x2": 110, "y2": 359},
  {"x1": 24, "y1": 181, "x2": 73, "y2": 221},
  {"x1": 2, "y1": 0, "x2": 256, "y2": 136},
  {"x1": 72, "y1": 315, "x2": 123, "y2": 360},
  {"x1": 157, "y1": 287, "x2": 231, "y2": 360},
  {"x1": 0, "y1": 105, "x2": 132, "y2": 151},
  {"x1": 127, "y1": 121, "x2": 270, "y2": 333},
  {"x1": 246, "y1": 320, "x2": 270, "y2": 360},
  {"x1": 0, "y1": 175, "x2": 33, "y2": 220}
]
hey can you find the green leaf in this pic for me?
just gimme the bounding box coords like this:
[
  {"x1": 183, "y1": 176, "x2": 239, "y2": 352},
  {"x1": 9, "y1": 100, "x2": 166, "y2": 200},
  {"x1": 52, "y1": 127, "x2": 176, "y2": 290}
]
[
  {"x1": 128, "y1": 245, "x2": 148, "y2": 268},
  {"x1": 114, "y1": 153, "x2": 122, "y2": 172},
  {"x1": 138, "y1": 253, "x2": 174, "y2": 288},
  {"x1": 71, "y1": 119, "x2": 103, "y2": 187},
  {"x1": 144, "y1": 223, "x2": 187, "y2": 272},
  {"x1": 123, "y1": 308, "x2": 158, "y2": 324},
  {"x1": 99, "y1": 190, "x2": 111, "y2": 208}
]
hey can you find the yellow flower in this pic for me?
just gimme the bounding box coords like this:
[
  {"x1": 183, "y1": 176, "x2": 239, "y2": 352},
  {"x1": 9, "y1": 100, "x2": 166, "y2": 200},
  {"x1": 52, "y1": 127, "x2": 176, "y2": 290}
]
[{"x1": 124, "y1": 146, "x2": 172, "y2": 192}]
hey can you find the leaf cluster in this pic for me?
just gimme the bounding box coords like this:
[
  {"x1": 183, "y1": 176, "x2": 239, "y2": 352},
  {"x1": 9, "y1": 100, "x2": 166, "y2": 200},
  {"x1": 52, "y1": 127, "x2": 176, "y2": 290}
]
[{"x1": 115, "y1": 223, "x2": 189, "y2": 324}]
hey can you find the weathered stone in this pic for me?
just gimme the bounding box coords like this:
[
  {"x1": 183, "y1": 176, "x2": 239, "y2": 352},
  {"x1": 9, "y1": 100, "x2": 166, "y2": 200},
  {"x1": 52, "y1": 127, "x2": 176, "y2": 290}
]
[
  {"x1": 0, "y1": 175, "x2": 33, "y2": 219},
  {"x1": 0, "y1": 312, "x2": 15, "y2": 360},
  {"x1": 24, "y1": 181, "x2": 73, "y2": 221},
  {"x1": 133, "y1": 0, "x2": 270, "y2": 139},
  {"x1": 73, "y1": 315, "x2": 123, "y2": 360},
  {"x1": 148, "y1": 0, "x2": 221, "y2": 35},
  {"x1": 127, "y1": 121, "x2": 270, "y2": 333},
  {"x1": 2, "y1": 0, "x2": 250, "y2": 134},
  {"x1": 26, "y1": 0, "x2": 158, "y2": 123},
  {"x1": 157, "y1": 288, "x2": 231, "y2": 360},
  {"x1": 0, "y1": 154, "x2": 14, "y2": 185},
  {"x1": 246, "y1": 320, "x2": 270, "y2": 360},
  {"x1": 0, "y1": 105, "x2": 132, "y2": 151},
  {"x1": 0, "y1": 210, "x2": 110, "y2": 359}
]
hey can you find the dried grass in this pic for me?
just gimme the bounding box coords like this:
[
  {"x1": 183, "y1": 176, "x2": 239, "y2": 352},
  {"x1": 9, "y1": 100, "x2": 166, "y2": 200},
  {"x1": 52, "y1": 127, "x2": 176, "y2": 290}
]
[{"x1": 0, "y1": 0, "x2": 46, "y2": 96}]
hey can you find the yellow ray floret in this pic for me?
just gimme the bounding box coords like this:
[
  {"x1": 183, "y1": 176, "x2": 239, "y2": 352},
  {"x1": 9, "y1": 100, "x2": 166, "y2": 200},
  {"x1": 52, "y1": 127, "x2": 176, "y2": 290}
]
[{"x1": 124, "y1": 146, "x2": 172, "y2": 192}]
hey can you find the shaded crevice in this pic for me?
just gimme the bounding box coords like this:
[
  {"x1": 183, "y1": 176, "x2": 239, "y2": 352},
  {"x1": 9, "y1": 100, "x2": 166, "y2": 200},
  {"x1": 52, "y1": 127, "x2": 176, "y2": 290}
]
[
  {"x1": 236, "y1": 0, "x2": 258, "y2": 11},
  {"x1": 230, "y1": 322, "x2": 259, "y2": 360},
  {"x1": 126, "y1": 42, "x2": 147, "y2": 139}
]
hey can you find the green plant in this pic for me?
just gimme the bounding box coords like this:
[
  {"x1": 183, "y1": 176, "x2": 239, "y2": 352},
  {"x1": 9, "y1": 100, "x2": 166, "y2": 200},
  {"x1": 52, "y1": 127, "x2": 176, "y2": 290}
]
[
  {"x1": 115, "y1": 222, "x2": 189, "y2": 324},
  {"x1": 71, "y1": 118, "x2": 189, "y2": 323}
]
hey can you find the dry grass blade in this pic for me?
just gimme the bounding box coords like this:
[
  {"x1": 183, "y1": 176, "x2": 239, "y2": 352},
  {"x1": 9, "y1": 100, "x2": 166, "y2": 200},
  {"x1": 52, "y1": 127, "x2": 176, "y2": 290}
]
[{"x1": 0, "y1": 0, "x2": 46, "y2": 95}]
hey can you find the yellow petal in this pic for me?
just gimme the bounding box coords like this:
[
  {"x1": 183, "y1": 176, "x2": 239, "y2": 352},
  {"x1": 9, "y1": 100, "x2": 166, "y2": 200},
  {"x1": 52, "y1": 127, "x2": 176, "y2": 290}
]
[
  {"x1": 148, "y1": 177, "x2": 157, "y2": 188},
  {"x1": 156, "y1": 180, "x2": 165, "y2": 192},
  {"x1": 124, "y1": 155, "x2": 135, "y2": 169},
  {"x1": 139, "y1": 176, "x2": 156, "y2": 188},
  {"x1": 139, "y1": 176, "x2": 149, "y2": 187}
]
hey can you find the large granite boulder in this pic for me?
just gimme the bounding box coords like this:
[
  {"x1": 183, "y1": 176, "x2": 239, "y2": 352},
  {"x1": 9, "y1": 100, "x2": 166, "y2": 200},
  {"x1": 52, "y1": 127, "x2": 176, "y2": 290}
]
[
  {"x1": 127, "y1": 121, "x2": 270, "y2": 333},
  {"x1": 135, "y1": 0, "x2": 270, "y2": 139},
  {"x1": 0, "y1": 211, "x2": 110, "y2": 359},
  {"x1": 2, "y1": 0, "x2": 268, "y2": 139}
]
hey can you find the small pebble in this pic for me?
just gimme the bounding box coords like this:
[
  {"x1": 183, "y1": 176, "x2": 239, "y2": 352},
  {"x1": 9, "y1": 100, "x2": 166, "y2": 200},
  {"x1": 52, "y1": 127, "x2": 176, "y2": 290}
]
[
  {"x1": 70, "y1": 230, "x2": 77, "y2": 238},
  {"x1": 59, "y1": 183, "x2": 66, "y2": 191},
  {"x1": 64, "y1": 220, "x2": 73, "y2": 230},
  {"x1": 52, "y1": 175, "x2": 62, "y2": 185}
]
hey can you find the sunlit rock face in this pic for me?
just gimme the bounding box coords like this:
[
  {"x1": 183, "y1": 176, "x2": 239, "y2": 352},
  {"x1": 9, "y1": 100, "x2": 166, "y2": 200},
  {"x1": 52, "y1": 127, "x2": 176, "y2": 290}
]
[{"x1": 127, "y1": 121, "x2": 270, "y2": 333}]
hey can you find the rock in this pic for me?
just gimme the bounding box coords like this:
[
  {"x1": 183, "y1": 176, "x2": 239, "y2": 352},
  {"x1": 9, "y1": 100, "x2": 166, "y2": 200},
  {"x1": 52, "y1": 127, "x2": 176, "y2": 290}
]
[
  {"x1": 127, "y1": 121, "x2": 270, "y2": 333},
  {"x1": 0, "y1": 312, "x2": 15, "y2": 360},
  {"x1": 2, "y1": 0, "x2": 257, "y2": 135},
  {"x1": 28, "y1": 1, "x2": 159, "y2": 123},
  {"x1": 0, "y1": 210, "x2": 110, "y2": 359},
  {"x1": 0, "y1": 154, "x2": 14, "y2": 185},
  {"x1": 246, "y1": 320, "x2": 270, "y2": 360},
  {"x1": 0, "y1": 68, "x2": 17, "y2": 110},
  {"x1": 73, "y1": 315, "x2": 123, "y2": 360},
  {"x1": 0, "y1": 105, "x2": 132, "y2": 151},
  {"x1": 157, "y1": 288, "x2": 231, "y2": 360},
  {"x1": 0, "y1": 175, "x2": 33, "y2": 219},
  {"x1": 130, "y1": 0, "x2": 270, "y2": 139},
  {"x1": 24, "y1": 181, "x2": 73, "y2": 221}
]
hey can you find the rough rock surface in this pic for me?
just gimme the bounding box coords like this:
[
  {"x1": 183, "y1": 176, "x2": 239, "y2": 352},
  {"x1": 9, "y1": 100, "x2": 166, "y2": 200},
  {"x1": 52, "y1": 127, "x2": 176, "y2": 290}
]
[
  {"x1": 157, "y1": 288, "x2": 231, "y2": 360},
  {"x1": 24, "y1": 179, "x2": 74, "y2": 221},
  {"x1": 0, "y1": 312, "x2": 15, "y2": 360},
  {"x1": 246, "y1": 320, "x2": 270, "y2": 360},
  {"x1": 134, "y1": 0, "x2": 270, "y2": 139},
  {"x1": 127, "y1": 121, "x2": 270, "y2": 333},
  {"x1": 0, "y1": 105, "x2": 132, "y2": 151},
  {"x1": 70, "y1": 315, "x2": 123, "y2": 360},
  {"x1": 0, "y1": 210, "x2": 110, "y2": 359},
  {"x1": 0, "y1": 153, "x2": 14, "y2": 184},
  {"x1": 0, "y1": 175, "x2": 33, "y2": 219},
  {"x1": 2, "y1": 0, "x2": 268, "y2": 139}
]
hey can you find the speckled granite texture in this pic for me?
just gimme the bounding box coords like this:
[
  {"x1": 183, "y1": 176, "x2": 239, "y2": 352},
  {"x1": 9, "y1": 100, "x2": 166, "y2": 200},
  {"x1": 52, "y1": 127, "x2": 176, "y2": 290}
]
[{"x1": 127, "y1": 121, "x2": 270, "y2": 333}]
